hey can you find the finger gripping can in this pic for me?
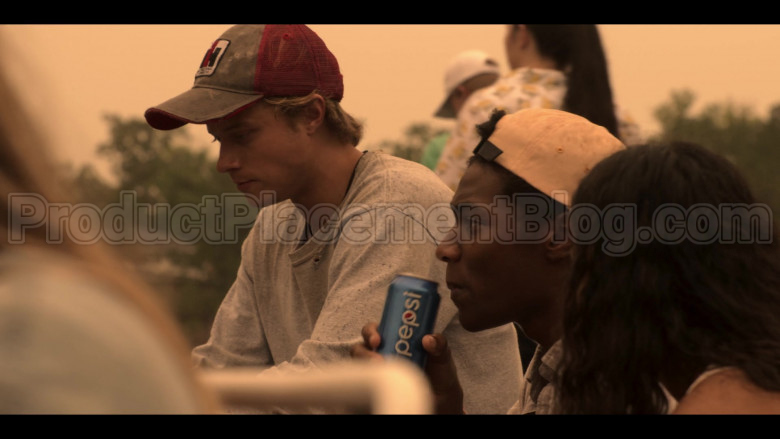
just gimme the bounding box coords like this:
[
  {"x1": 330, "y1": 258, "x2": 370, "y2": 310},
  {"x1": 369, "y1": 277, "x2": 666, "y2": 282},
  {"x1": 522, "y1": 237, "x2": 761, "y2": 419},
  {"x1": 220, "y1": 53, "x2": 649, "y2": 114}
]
[{"x1": 376, "y1": 273, "x2": 441, "y2": 368}]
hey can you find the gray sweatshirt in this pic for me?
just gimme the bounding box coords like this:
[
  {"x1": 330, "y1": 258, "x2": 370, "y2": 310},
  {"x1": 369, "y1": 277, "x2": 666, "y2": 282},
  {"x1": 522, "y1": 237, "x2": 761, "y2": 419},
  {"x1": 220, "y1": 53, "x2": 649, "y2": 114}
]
[{"x1": 193, "y1": 151, "x2": 521, "y2": 414}]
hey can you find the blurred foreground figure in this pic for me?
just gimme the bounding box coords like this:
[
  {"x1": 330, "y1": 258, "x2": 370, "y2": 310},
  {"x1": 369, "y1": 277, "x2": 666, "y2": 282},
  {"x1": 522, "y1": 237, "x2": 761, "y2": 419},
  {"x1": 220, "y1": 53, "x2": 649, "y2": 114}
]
[
  {"x1": 145, "y1": 25, "x2": 521, "y2": 414},
  {"x1": 0, "y1": 47, "x2": 214, "y2": 414},
  {"x1": 558, "y1": 142, "x2": 780, "y2": 414}
]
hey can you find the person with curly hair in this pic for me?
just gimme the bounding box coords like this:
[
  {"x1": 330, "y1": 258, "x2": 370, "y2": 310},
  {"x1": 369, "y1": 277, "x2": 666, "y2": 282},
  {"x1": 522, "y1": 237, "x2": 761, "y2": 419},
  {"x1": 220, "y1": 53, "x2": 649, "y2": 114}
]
[{"x1": 557, "y1": 141, "x2": 780, "y2": 414}]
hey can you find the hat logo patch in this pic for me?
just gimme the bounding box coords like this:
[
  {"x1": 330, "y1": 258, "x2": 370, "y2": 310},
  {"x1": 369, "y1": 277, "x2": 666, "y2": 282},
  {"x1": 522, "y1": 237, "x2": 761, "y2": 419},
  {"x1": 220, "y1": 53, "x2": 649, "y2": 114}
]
[{"x1": 196, "y1": 39, "x2": 230, "y2": 78}]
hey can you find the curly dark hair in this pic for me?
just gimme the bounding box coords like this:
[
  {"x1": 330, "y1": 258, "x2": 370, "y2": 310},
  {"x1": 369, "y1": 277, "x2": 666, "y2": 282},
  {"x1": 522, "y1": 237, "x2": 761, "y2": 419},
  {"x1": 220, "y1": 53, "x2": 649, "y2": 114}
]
[{"x1": 557, "y1": 141, "x2": 780, "y2": 414}]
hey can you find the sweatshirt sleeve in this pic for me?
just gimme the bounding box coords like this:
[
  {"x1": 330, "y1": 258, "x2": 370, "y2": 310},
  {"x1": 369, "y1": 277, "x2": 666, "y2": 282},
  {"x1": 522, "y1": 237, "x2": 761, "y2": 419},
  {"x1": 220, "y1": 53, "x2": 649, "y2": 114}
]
[{"x1": 191, "y1": 224, "x2": 274, "y2": 369}]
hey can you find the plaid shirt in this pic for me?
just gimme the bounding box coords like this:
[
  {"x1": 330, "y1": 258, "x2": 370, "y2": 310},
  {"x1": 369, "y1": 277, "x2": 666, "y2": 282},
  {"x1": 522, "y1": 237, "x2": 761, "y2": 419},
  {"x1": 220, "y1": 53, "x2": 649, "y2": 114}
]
[{"x1": 508, "y1": 340, "x2": 562, "y2": 415}]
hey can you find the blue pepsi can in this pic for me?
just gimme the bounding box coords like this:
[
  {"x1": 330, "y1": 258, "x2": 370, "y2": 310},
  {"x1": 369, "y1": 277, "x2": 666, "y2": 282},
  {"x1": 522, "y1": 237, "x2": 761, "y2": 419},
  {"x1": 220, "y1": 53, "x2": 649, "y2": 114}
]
[{"x1": 376, "y1": 273, "x2": 441, "y2": 368}]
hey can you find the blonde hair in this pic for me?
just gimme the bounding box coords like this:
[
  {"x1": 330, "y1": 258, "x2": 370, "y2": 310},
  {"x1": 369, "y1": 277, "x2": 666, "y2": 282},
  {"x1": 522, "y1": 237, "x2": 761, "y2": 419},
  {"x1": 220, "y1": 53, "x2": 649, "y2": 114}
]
[
  {"x1": 263, "y1": 91, "x2": 364, "y2": 146},
  {"x1": 0, "y1": 45, "x2": 217, "y2": 413}
]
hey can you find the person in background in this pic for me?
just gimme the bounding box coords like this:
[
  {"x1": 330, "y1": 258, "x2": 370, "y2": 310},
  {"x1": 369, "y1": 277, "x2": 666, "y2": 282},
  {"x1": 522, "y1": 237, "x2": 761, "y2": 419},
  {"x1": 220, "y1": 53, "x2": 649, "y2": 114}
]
[
  {"x1": 0, "y1": 44, "x2": 215, "y2": 414},
  {"x1": 354, "y1": 108, "x2": 626, "y2": 414},
  {"x1": 435, "y1": 24, "x2": 641, "y2": 191},
  {"x1": 557, "y1": 141, "x2": 780, "y2": 414},
  {"x1": 144, "y1": 25, "x2": 521, "y2": 414},
  {"x1": 420, "y1": 50, "x2": 500, "y2": 170}
]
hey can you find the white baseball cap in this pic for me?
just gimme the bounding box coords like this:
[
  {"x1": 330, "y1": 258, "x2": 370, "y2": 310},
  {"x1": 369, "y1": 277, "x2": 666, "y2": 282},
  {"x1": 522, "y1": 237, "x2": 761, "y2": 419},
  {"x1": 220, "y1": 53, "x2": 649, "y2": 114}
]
[{"x1": 434, "y1": 50, "x2": 500, "y2": 119}]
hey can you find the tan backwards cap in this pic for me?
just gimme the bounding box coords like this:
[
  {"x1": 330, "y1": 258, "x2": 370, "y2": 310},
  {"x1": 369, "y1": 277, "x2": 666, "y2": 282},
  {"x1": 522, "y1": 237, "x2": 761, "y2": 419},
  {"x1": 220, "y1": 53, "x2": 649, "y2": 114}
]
[{"x1": 473, "y1": 108, "x2": 626, "y2": 207}]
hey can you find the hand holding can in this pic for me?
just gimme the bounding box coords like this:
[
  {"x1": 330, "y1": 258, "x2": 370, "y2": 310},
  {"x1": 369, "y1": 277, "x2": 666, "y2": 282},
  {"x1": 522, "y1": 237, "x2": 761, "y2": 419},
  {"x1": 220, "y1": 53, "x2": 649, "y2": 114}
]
[{"x1": 375, "y1": 274, "x2": 440, "y2": 368}]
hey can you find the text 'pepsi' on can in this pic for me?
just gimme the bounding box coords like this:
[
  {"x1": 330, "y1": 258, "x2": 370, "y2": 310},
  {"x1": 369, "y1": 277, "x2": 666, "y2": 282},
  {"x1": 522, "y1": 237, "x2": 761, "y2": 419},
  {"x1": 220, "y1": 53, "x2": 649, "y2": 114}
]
[{"x1": 376, "y1": 273, "x2": 441, "y2": 369}]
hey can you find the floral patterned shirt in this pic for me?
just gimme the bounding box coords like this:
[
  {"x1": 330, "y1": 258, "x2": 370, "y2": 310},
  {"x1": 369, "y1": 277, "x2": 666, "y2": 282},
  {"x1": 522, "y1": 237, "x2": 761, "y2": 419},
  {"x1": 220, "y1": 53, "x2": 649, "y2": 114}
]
[{"x1": 434, "y1": 67, "x2": 642, "y2": 191}]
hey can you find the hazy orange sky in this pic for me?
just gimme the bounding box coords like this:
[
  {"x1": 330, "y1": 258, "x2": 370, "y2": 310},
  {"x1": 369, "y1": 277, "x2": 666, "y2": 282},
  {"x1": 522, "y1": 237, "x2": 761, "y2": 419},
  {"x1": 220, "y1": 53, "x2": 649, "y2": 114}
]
[{"x1": 3, "y1": 25, "x2": 780, "y2": 179}]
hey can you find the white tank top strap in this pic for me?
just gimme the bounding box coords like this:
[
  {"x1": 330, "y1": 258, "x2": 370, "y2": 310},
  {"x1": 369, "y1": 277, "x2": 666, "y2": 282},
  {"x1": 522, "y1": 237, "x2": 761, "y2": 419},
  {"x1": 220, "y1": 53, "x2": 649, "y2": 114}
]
[
  {"x1": 660, "y1": 382, "x2": 679, "y2": 414},
  {"x1": 661, "y1": 366, "x2": 737, "y2": 414},
  {"x1": 685, "y1": 366, "x2": 737, "y2": 396}
]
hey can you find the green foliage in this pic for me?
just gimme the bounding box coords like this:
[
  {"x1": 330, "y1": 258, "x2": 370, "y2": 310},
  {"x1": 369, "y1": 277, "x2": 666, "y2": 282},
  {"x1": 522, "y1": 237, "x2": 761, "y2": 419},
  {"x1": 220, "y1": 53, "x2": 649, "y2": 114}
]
[
  {"x1": 56, "y1": 162, "x2": 116, "y2": 208},
  {"x1": 652, "y1": 90, "x2": 780, "y2": 214},
  {"x1": 372, "y1": 122, "x2": 448, "y2": 163},
  {"x1": 67, "y1": 114, "x2": 257, "y2": 346},
  {"x1": 97, "y1": 115, "x2": 218, "y2": 206}
]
